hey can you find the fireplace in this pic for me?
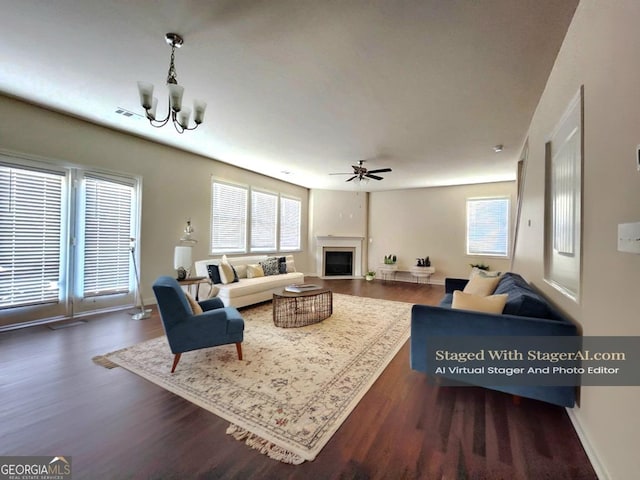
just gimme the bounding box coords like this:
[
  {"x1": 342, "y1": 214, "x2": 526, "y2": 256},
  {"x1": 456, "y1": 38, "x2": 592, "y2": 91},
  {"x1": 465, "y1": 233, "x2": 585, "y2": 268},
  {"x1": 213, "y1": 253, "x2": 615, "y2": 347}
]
[
  {"x1": 323, "y1": 248, "x2": 354, "y2": 276},
  {"x1": 316, "y1": 236, "x2": 363, "y2": 278}
]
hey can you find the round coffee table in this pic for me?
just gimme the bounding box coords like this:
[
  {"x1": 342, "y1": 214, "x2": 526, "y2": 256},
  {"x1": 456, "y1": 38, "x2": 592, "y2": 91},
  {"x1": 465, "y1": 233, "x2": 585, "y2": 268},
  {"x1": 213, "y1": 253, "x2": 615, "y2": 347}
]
[{"x1": 272, "y1": 287, "x2": 333, "y2": 328}]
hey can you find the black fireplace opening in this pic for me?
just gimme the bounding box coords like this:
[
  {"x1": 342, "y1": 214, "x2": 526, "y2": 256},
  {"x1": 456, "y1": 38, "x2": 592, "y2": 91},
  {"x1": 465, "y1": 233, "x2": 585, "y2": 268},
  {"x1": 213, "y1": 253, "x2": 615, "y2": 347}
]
[{"x1": 324, "y1": 251, "x2": 354, "y2": 276}]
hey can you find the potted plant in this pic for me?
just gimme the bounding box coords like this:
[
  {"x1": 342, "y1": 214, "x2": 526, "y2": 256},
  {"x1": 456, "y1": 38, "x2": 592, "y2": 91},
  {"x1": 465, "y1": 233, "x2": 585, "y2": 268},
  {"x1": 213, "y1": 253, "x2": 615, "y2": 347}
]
[
  {"x1": 469, "y1": 263, "x2": 490, "y2": 271},
  {"x1": 384, "y1": 254, "x2": 397, "y2": 265},
  {"x1": 365, "y1": 271, "x2": 376, "y2": 281}
]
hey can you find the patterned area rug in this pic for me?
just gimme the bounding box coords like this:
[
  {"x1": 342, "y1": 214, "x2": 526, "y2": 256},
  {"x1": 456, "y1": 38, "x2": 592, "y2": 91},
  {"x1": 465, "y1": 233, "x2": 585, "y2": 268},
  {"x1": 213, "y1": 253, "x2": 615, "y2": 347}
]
[{"x1": 94, "y1": 293, "x2": 412, "y2": 463}]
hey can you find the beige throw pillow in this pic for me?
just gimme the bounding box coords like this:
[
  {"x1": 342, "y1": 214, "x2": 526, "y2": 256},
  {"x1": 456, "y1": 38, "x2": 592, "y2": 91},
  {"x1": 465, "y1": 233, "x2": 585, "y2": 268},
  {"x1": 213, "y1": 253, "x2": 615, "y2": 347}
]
[
  {"x1": 218, "y1": 261, "x2": 235, "y2": 284},
  {"x1": 246, "y1": 264, "x2": 264, "y2": 278},
  {"x1": 463, "y1": 275, "x2": 500, "y2": 296},
  {"x1": 452, "y1": 291, "x2": 508, "y2": 314},
  {"x1": 185, "y1": 292, "x2": 203, "y2": 315}
]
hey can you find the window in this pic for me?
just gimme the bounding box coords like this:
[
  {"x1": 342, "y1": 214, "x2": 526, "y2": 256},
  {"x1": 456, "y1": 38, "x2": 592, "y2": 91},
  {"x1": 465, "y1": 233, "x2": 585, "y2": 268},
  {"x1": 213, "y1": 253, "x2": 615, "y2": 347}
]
[
  {"x1": 80, "y1": 174, "x2": 134, "y2": 297},
  {"x1": 280, "y1": 196, "x2": 301, "y2": 251},
  {"x1": 250, "y1": 190, "x2": 278, "y2": 252},
  {"x1": 211, "y1": 181, "x2": 248, "y2": 254},
  {"x1": 211, "y1": 179, "x2": 302, "y2": 254},
  {"x1": 0, "y1": 164, "x2": 65, "y2": 309},
  {"x1": 0, "y1": 154, "x2": 141, "y2": 328},
  {"x1": 466, "y1": 197, "x2": 509, "y2": 257}
]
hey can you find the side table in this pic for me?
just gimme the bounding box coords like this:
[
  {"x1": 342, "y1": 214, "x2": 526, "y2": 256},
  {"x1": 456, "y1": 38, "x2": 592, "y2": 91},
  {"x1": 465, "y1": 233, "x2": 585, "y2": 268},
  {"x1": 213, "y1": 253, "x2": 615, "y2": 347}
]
[{"x1": 177, "y1": 276, "x2": 211, "y2": 301}]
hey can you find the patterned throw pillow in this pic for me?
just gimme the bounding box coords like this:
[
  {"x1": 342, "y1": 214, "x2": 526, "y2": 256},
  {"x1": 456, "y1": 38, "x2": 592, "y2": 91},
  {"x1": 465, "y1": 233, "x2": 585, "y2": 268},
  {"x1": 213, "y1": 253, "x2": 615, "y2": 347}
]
[{"x1": 260, "y1": 257, "x2": 280, "y2": 276}]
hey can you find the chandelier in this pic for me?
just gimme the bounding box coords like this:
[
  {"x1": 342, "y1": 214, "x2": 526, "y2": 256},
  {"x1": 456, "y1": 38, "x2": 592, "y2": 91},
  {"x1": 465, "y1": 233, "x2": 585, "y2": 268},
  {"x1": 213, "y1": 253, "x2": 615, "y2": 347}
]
[{"x1": 137, "y1": 33, "x2": 206, "y2": 134}]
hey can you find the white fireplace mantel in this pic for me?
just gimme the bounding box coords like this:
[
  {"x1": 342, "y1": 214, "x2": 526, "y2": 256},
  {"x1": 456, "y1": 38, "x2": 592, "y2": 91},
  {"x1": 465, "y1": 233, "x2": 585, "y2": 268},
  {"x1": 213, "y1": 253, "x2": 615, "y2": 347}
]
[{"x1": 315, "y1": 235, "x2": 364, "y2": 278}]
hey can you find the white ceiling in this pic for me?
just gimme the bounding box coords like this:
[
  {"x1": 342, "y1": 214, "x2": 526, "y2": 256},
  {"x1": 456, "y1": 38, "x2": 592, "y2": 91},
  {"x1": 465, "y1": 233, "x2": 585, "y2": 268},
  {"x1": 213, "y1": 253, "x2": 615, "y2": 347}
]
[{"x1": 0, "y1": 0, "x2": 577, "y2": 191}]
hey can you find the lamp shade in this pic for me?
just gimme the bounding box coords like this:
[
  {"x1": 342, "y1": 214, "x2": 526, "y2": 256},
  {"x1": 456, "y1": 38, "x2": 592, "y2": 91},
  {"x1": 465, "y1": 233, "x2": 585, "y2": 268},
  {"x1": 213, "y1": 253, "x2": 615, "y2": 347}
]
[{"x1": 174, "y1": 245, "x2": 192, "y2": 270}]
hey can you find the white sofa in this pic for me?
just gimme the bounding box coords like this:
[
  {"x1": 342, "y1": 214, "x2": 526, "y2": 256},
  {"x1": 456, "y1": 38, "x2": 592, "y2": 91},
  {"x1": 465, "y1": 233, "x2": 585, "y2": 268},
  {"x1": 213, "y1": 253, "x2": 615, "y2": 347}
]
[{"x1": 194, "y1": 255, "x2": 304, "y2": 308}]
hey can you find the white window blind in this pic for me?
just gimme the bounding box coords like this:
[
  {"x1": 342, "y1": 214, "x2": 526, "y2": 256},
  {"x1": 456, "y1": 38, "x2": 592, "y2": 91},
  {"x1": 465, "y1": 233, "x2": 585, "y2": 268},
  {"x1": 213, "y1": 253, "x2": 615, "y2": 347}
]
[
  {"x1": 211, "y1": 181, "x2": 248, "y2": 254},
  {"x1": 466, "y1": 197, "x2": 509, "y2": 257},
  {"x1": 0, "y1": 164, "x2": 64, "y2": 308},
  {"x1": 82, "y1": 175, "x2": 134, "y2": 297},
  {"x1": 250, "y1": 190, "x2": 278, "y2": 252},
  {"x1": 280, "y1": 196, "x2": 301, "y2": 251}
]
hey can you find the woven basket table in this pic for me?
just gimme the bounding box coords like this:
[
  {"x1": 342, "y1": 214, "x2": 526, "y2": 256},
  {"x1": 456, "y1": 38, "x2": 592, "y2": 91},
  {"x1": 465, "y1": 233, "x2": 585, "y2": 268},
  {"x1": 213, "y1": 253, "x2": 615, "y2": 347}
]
[{"x1": 272, "y1": 287, "x2": 333, "y2": 328}]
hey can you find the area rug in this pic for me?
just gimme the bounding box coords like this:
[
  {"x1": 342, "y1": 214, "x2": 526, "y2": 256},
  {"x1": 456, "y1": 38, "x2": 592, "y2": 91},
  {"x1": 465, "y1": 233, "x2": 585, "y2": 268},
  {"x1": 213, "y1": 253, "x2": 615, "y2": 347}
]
[{"x1": 94, "y1": 293, "x2": 412, "y2": 463}]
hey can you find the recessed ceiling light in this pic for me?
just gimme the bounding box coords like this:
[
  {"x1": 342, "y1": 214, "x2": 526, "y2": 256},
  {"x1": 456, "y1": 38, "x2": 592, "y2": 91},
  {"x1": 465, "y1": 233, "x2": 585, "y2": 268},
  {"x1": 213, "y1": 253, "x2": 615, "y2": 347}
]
[{"x1": 493, "y1": 144, "x2": 504, "y2": 153}]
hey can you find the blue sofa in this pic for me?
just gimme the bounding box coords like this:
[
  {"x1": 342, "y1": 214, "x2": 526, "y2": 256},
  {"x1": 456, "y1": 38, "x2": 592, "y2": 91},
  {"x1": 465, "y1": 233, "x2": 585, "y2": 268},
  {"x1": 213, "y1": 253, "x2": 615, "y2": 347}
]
[{"x1": 410, "y1": 272, "x2": 578, "y2": 407}]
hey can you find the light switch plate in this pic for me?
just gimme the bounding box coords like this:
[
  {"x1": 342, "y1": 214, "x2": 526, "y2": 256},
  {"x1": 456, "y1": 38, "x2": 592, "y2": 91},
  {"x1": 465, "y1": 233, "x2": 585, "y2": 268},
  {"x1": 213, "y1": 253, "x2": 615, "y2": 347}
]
[{"x1": 618, "y1": 222, "x2": 640, "y2": 253}]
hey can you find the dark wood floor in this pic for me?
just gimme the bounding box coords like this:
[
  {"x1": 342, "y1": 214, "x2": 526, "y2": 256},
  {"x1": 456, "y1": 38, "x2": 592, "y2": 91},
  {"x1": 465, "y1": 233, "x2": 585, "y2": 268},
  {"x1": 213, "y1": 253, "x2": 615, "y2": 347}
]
[{"x1": 0, "y1": 279, "x2": 596, "y2": 479}]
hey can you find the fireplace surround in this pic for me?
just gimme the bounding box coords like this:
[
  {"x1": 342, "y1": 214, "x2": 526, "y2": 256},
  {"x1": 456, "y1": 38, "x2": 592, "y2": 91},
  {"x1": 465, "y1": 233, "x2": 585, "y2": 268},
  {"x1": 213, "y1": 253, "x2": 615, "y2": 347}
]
[{"x1": 316, "y1": 236, "x2": 363, "y2": 278}]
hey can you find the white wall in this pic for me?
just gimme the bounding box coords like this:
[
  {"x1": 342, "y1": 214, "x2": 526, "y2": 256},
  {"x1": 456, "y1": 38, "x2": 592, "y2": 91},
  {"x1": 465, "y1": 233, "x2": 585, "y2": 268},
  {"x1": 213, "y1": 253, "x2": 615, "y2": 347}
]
[
  {"x1": 308, "y1": 189, "x2": 368, "y2": 276},
  {"x1": 368, "y1": 182, "x2": 515, "y2": 283},
  {"x1": 0, "y1": 95, "x2": 310, "y2": 307},
  {"x1": 513, "y1": 2, "x2": 640, "y2": 478}
]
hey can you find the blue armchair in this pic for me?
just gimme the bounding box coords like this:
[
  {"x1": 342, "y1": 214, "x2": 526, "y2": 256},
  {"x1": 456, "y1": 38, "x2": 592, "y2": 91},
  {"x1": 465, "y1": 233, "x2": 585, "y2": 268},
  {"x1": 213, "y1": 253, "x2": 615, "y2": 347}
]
[{"x1": 152, "y1": 276, "x2": 245, "y2": 372}]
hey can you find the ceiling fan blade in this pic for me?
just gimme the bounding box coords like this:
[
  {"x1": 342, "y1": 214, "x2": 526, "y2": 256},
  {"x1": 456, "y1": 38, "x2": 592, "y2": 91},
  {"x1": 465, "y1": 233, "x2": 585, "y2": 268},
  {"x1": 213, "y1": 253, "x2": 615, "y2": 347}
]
[
  {"x1": 366, "y1": 174, "x2": 383, "y2": 180},
  {"x1": 367, "y1": 168, "x2": 392, "y2": 174},
  {"x1": 329, "y1": 172, "x2": 355, "y2": 175},
  {"x1": 346, "y1": 175, "x2": 358, "y2": 182}
]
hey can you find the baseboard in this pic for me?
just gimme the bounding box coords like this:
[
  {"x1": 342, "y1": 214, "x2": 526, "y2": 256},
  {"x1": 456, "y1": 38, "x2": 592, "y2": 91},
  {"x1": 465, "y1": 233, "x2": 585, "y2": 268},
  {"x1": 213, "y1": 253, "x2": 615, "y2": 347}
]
[{"x1": 566, "y1": 408, "x2": 609, "y2": 480}]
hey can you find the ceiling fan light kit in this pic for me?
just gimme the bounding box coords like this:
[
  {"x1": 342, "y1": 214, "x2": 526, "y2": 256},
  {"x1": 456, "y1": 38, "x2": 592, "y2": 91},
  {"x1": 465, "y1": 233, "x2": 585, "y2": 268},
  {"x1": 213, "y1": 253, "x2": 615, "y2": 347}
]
[{"x1": 137, "y1": 33, "x2": 207, "y2": 134}]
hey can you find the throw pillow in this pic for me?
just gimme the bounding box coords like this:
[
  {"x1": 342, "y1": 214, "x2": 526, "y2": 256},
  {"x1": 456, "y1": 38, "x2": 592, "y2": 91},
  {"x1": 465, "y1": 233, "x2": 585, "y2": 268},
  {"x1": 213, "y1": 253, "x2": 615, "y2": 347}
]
[
  {"x1": 184, "y1": 292, "x2": 203, "y2": 315},
  {"x1": 278, "y1": 256, "x2": 287, "y2": 274},
  {"x1": 463, "y1": 275, "x2": 500, "y2": 296},
  {"x1": 260, "y1": 257, "x2": 280, "y2": 276},
  {"x1": 452, "y1": 291, "x2": 508, "y2": 314},
  {"x1": 247, "y1": 264, "x2": 265, "y2": 278},
  {"x1": 207, "y1": 264, "x2": 222, "y2": 284},
  {"x1": 219, "y1": 261, "x2": 235, "y2": 285},
  {"x1": 234, "y1": 264, "x2": 248, "y2": 279}
]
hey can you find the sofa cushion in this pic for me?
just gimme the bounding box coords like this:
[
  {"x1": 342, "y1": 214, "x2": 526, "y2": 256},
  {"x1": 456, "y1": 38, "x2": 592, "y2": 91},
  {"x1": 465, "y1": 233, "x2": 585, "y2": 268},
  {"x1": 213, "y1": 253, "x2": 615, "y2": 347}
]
[
  {"x1": 452, "y1": 291, "x2": 508, "y2": 314},
  {"x1": 494, "y1": 273, "x2": 552, "y2": 318},
  {"x1": 219, "y1": 273, "x2": 302, "y2": 298},
  {"x1": 463, "y1": 275, "x2": 500, "y2": 296}
]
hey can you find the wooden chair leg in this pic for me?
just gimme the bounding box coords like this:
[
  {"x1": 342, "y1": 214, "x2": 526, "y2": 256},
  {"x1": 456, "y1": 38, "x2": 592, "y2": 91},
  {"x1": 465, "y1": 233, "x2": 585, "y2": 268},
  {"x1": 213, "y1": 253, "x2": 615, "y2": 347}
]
[
  {"x1": 235, "y1": 342, "x2": 243, "y2": 360},
  {"x1": 171, "y1": 353, "x2": 182, "y2": 373}
]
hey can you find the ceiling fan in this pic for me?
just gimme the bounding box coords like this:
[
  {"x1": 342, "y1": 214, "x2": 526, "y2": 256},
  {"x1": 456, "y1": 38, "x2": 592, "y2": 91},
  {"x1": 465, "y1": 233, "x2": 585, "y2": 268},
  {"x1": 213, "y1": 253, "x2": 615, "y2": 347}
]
[{"x1": 329, "y1": 160, "x2": 392, "y2": 182}]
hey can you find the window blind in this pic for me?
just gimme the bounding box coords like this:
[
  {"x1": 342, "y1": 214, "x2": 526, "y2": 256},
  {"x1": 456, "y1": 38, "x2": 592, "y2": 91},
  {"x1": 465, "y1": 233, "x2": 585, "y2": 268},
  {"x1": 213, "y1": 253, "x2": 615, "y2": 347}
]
[
  {"x1": 466, "y1": 197, "x2": 509, "y2": 257},
  {"x1": 82, "y1": 175, "x2": 134, "y2": 297},
  {"x1": 211, "y1": 181, "x2": 248, "y2": 254},
  {"x1": 280, "y1": 196, "x2": 301, "y2": 251},
  {"x1": 250, "y1": 190, "x2": 278, "y2": 252},
  {"x1": 0, "y1": 165, "x2": 64, "y2": 308}
]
